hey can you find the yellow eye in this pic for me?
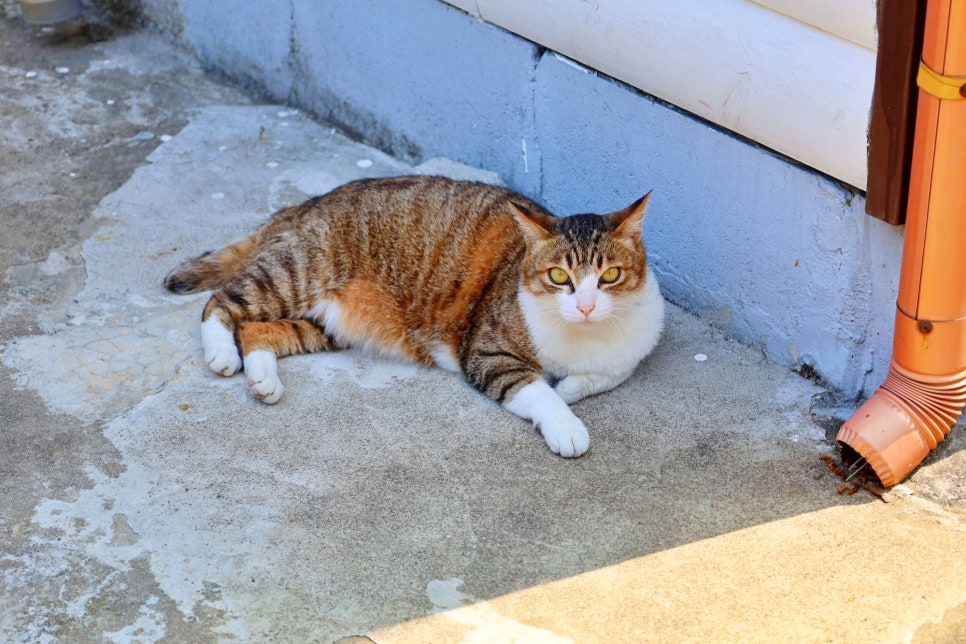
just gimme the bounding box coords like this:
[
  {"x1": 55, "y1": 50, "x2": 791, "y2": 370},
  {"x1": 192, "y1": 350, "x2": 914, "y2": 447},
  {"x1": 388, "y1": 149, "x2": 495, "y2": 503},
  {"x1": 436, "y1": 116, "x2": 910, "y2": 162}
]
[
  {"x1": 600, "y1": 267, "x2": 621, "y2": 284},
  {"x1": 548, "y1": 267, "x2": 571, "y2": 285}
]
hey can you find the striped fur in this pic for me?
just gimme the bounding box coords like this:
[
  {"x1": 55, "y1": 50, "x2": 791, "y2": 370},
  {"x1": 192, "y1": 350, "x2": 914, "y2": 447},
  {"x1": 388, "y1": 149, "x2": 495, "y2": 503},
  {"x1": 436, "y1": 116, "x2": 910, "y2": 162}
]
[{"x1": 164, "y1": 175, "x2": 664, "y2": 456}]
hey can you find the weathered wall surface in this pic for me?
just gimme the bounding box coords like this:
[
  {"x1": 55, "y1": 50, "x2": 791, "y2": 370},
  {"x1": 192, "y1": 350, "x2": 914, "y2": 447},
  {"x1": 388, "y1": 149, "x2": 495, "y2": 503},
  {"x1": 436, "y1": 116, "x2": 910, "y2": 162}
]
[{"x1": 138, "y1": 0, "x2": 904, "y2": 399}]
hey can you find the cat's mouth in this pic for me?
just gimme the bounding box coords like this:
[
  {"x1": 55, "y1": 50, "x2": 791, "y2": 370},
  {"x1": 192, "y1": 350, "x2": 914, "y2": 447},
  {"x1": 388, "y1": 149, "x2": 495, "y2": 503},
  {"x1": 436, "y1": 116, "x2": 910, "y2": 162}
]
[{"x1": 567, "y1": 314, "x2": 603, "y2": 327}]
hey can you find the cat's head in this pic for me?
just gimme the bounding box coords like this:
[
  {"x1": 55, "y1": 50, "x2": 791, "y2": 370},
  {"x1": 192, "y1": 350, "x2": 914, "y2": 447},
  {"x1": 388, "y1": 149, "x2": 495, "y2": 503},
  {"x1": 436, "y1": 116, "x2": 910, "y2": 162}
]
[{"x1": 511, "y1": 193, "x2": 652, "y2": 326}]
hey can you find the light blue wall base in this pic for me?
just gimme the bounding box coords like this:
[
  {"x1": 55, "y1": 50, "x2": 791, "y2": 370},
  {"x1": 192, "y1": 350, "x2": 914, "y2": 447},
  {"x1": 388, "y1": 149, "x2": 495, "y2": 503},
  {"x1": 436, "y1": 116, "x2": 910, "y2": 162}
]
[{"x1": 142, "y1": 0, "x2": 904, "y2": 400}]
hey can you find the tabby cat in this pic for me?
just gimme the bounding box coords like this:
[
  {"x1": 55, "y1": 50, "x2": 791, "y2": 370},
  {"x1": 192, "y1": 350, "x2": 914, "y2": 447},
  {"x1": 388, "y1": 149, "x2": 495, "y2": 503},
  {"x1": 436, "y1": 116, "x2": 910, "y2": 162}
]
[{"x1": 164, "y1": 175, "x2": 664, "y2": 457}]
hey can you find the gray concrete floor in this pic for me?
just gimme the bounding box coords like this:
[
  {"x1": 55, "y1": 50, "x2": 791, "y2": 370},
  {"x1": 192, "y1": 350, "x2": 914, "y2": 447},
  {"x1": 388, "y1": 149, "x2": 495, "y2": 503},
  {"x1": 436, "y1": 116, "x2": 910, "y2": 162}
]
[{"x1": 3, "y1": 11, "x2": 966, "y2": 643}]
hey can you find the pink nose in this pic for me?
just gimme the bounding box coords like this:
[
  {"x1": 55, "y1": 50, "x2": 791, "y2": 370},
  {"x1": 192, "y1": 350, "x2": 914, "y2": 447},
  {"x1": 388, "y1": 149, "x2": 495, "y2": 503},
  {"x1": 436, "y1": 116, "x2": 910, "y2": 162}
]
[{"x1": 577, "y1": 303, "x2": 595, "y2": 317}]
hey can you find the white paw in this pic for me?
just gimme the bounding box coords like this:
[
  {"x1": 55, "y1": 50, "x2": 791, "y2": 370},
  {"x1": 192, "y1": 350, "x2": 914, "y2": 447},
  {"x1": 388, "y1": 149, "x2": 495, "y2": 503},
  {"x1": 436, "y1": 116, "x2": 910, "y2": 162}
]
[
  {"x1": 207, "y1": 346, "x2": 242, "y2": 377},
  {"x1": 244, "y1": 350, "x2": 284, "y2": 404},
  {"x1": 554, "y1": 375, "x2": 590, "y2": 404},
  {"x1": 201, "y1": 318, "x2": 241, "y2": 376},
  {"x1": 538, "y1": 414, "x2": 590, "y2": 458},
  {"x1": 504, "y1": 380, "x2": 591, "y2": 457}
]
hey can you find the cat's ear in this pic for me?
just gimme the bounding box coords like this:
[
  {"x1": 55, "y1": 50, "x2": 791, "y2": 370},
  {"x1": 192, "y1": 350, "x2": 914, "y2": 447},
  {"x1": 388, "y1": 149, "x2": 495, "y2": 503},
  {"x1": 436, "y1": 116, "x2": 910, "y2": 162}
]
[
  {"x1": 510, "y1": 201, "x2": 556, "y2": 245},
  {"x1": 610, "y1": 190, "x2": 652, "y2": 245}
]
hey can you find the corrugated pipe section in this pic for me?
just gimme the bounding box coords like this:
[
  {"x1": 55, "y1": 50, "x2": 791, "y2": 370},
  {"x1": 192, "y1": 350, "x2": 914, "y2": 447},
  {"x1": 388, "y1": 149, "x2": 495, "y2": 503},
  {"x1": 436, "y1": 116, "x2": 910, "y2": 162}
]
[{"x1": 837, "y1": 0, "x2": 966, "y2": 486}]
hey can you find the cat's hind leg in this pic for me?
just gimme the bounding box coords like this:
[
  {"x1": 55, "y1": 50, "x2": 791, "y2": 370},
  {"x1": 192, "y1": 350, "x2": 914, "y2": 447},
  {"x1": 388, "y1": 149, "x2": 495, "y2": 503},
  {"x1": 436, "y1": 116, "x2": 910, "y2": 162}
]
[
  {"x1": 198, "y1": 246, "x2": 313, "y2": 377},
  {"x1": 199, "y1": 276, "x2": 279, "y2": 377},
  {"x1": 237, "y1": 319, "x2": 338, "y2": 403},
  {"x1": 200, "y1": 313, "x2": 243, "y2": 377}
]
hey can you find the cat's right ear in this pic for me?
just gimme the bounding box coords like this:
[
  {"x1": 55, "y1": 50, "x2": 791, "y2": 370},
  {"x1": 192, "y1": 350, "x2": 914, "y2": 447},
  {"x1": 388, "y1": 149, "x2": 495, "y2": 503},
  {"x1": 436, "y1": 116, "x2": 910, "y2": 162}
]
[
  {"x1": 610, "y1": 190, "x2": 652, "y2": 245},
  {"x1": 510, "y1": 201, "x2": 555, "y2": 246}
]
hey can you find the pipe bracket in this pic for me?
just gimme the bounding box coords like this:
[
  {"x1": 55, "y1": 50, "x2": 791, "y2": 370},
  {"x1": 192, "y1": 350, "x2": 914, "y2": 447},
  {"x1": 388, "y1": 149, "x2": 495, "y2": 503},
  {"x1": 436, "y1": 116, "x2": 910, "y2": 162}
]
[{"x1": 917, "y1": 60, "x2": 966, "y2": 100}]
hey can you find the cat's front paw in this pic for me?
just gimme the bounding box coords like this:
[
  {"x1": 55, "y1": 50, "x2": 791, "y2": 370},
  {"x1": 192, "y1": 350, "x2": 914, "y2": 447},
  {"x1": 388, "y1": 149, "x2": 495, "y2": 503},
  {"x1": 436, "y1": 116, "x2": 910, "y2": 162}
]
[
  {"x1": 244, "y1": 350, "x2": 284, "y2": 404},
  {"x1": 554, "y1": 375, "x2": 591, "y2": 404},
  {"x1": 555, "y1": 371, "x2": 629, "y2": 404},
  {"x1": 538, "y1": 415, "x2": 590, "y2": 458}
]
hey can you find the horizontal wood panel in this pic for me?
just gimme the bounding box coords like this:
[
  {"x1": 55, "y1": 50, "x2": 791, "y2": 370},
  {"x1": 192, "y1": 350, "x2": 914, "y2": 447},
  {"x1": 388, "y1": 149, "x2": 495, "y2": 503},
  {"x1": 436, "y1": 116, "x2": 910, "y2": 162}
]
[
  {"x1": 444, "y1": 0, "x2": 876, "y2": 189},
  {"x1": 748, "y1": 0, "x2": 877, "y2": 50}
]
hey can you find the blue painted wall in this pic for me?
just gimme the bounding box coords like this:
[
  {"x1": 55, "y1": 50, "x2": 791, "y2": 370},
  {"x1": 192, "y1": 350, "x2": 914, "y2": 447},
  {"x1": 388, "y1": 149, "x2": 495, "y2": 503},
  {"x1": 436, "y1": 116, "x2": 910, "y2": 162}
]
[{"x1": 143, "y1": 0, "x2": 904, "y2": 399}]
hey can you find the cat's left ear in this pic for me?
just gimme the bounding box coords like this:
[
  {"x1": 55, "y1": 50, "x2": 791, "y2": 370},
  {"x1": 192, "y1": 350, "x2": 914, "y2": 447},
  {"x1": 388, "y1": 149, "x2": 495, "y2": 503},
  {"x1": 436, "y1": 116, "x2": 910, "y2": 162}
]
[
  {"x1": 510, "y1": 201, "x2": 556, "y2": 245},
  {"x1": 610, "y1": 190, "x2": 652, "y2": 245}
]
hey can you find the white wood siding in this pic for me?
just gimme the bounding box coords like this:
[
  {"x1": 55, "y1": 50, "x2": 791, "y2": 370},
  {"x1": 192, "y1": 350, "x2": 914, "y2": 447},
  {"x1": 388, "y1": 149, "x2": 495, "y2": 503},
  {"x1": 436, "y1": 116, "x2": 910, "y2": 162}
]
[
  {"x1": 748, "y1": 0, "x2": 876, "y2": 49},
  {"x1": 444, "y1": 0, "x2": 877, "y2": 189}
]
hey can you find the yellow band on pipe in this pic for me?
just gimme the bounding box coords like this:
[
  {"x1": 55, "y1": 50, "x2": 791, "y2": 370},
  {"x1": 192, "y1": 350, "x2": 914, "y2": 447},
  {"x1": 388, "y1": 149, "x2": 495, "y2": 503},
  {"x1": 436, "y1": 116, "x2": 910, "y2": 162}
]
[{"x1": 917, "y1": 61, "x2": 966, "y2": 100}]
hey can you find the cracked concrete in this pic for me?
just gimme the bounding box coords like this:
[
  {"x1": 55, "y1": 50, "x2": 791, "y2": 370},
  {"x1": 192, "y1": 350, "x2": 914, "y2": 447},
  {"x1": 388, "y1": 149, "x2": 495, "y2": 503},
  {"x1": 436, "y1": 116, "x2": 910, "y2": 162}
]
[{"x1": 2, "y1": 10, "x2": 966, "y2": 643}]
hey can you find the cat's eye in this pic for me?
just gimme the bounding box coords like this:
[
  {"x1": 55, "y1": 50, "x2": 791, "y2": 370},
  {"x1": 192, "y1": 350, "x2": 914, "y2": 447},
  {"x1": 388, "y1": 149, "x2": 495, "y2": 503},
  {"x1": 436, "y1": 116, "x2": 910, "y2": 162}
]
[
  {"x1": 548, "y1": 267, "x2": 571, "y2": 285},
  {"x1": 600, "y1": 267, "x2": 621, "y2": 284}
]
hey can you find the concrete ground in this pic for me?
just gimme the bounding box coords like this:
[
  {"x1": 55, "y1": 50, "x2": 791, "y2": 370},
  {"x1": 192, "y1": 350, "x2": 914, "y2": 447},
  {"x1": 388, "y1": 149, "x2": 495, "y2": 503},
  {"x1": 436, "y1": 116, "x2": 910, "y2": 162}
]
[{"x1": 2, "y1": 11, "x2": 966, "y2": 644}]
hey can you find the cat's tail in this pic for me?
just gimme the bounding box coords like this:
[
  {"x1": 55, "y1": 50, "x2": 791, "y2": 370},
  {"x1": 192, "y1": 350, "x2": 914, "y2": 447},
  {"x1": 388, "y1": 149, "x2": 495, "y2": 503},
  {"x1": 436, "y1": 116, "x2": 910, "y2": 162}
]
[{"x1": 163, "y1": 235, "x2": 259, "y2": 294}]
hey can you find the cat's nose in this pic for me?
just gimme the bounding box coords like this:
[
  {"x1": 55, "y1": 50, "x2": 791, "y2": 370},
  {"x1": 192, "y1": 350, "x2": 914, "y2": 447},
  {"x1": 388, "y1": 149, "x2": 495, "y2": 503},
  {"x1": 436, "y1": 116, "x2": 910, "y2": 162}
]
[{"x1": 577, "y1": 303, "x2": 596, "y2": 317}]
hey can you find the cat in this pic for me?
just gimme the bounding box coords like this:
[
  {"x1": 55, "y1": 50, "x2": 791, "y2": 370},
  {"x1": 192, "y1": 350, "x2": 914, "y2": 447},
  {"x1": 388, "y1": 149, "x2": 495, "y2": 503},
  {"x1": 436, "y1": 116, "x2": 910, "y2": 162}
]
[{"x1": 164, "y1": 175, "x2": 664, "y2": 457}]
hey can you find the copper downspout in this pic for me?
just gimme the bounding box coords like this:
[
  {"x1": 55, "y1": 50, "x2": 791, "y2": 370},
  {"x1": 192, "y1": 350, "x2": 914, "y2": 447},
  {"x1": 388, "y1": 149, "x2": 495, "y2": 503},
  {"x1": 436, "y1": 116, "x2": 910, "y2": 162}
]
[{"x1": 837, "y1": 0, "x2": 966, "y2": 487}]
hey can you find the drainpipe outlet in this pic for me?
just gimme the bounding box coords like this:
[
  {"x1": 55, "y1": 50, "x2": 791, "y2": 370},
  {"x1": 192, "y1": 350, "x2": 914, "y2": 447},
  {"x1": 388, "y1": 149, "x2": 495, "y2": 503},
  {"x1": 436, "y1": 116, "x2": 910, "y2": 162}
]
[{"x1": 837, "y1": 361, "x2": 966, "y2": 487}]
